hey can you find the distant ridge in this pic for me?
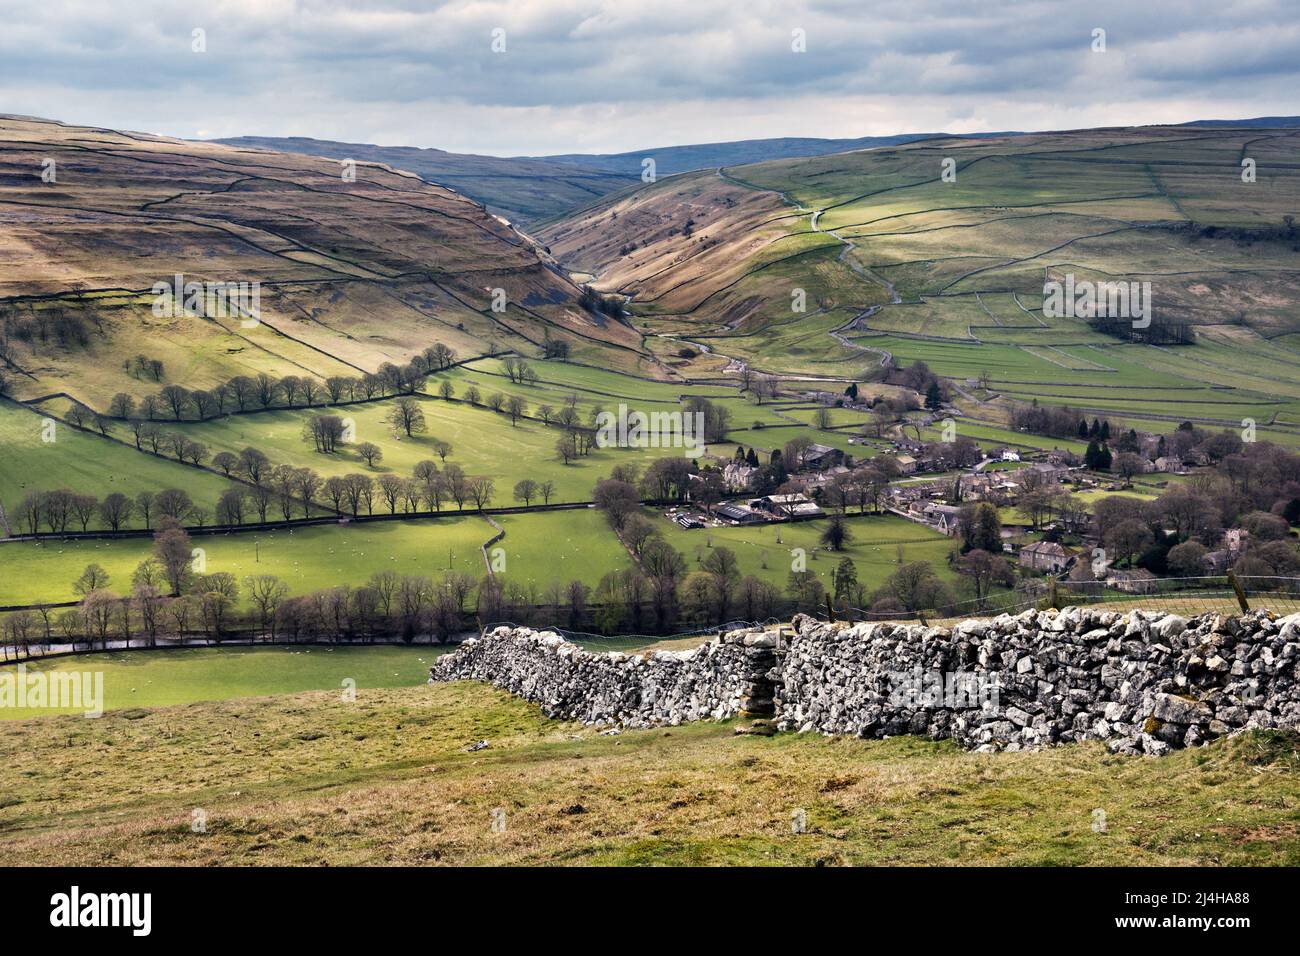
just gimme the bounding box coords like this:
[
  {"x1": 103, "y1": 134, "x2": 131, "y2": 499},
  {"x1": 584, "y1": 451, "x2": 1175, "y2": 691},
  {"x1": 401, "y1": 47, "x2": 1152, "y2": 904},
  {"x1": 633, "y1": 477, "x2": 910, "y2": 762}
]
[
  {"x1": 212, "y1": 116, "x2": 1297, "y2": 223},
  {"x1": 1181, "y1": 115, "x2": 1300, "y2": 128},
  {"x1": 212, "y1": 135, "x2": 634, "y2": 225},
  {"x1": 521, "y1": 132, "x2": 1011, "y2": 175}
]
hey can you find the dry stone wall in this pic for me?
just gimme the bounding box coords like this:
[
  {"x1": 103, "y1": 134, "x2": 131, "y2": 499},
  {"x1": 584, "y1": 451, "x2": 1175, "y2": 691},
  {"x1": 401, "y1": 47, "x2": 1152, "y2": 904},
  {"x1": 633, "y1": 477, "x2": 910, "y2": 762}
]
[
  {"x1": 430, "y1": 626, "x2": 766, "y2": 727},
  {"x1": 431, "y1": 607, "x2": 1300, "y2": 755}
]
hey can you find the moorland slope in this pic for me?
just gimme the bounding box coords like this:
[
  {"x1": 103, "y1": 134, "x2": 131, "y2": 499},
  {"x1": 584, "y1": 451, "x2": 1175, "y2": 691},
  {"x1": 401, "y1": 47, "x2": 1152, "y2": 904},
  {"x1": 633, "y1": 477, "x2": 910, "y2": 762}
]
[{"x1": 0, "y1": 116, "x2": 656, "y2": 413}]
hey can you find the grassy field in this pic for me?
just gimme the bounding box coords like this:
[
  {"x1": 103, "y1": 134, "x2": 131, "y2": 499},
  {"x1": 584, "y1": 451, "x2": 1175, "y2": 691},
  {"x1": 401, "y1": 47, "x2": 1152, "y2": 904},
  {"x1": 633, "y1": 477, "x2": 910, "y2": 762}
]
[
  {"x1": 0, "y1": 400, "x2": 235, "y2": 522},
  {"x1": 489, "y1": 509, "x2": 631, "y2": 590},
  {"x1": 653, "y1": 511, "x2": 958, "y2": 593},
  {"x1": 0, "y1": 509, "x2": 639, "y2": 606},
  {"x1": 0, "y1": 509, "x2": 957, "y2": 606},
  {"x1": 0, "y1": 645, "x2": 442, "y2": 719},
  {"x1": 149, "y1": 394, "x2": 725, "y2": 507},
  {"x1": 0, "y1": 517, "x2": 491, "y2": 606},
  {"x1": 2, "y1": 680, "x2": 1295, "y2": 865}
]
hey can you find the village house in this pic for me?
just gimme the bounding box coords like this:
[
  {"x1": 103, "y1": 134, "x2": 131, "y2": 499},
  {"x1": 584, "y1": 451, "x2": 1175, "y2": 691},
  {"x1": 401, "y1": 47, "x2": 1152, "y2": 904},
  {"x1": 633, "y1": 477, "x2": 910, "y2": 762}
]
[
  {"x1": 1203, "y1": 548, "x2": 1232, "y2": 574},
  {"x1": 1024, "y1": 463, "x2": 1066, "y2": 481},
  {"x1": 722, "y1": 460, "x2": 757, "y2": 493},
  {"x1": 1204, "y1": 528, "x2": 1251, "y2": 573},
  {"x1": 921, "y1": 502, "x2": 963, "y2": 536},
  {"x1": 803, "y1": 465, "x2": 852, "y2": 494},
  {"x1": 1017, "y1": 540, "x2": 1074, "y2": 573},
  {"x1": 894, "y1": 454, "x2": 918, "y2": 474}
]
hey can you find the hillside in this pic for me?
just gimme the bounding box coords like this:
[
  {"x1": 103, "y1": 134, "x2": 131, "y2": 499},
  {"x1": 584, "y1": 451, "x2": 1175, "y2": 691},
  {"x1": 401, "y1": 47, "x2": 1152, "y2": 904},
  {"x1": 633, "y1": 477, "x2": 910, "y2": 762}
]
[
  {"x1": 2, "y1": 679, "x2": 1296, "y2": 865},
  {"x1": 0, "y1": 116, "x2": 655, "y2": 414},
  {"x1": 212, "y1": 133, "x2": 1000, "y2": 225},
  {"x1": 212, "y1": 136, "x2": 637, "y2": 225},
  {"x1": 539, "y1": 124, "x2": 1300, "y2": 439}
]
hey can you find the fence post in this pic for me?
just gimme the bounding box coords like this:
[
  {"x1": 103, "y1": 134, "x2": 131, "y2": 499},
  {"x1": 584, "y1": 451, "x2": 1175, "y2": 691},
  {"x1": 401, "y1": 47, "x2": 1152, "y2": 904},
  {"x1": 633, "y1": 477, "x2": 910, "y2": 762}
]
[
  {"x1": 824, "y1": 593, "x2": 836, "y2": 623},
  {"x1": 1226, "y1": 570, "x2": 1250, "y2": 614},
  {"x1": 1048, "y1": 575, "x2": 1059, "y2": 610}
]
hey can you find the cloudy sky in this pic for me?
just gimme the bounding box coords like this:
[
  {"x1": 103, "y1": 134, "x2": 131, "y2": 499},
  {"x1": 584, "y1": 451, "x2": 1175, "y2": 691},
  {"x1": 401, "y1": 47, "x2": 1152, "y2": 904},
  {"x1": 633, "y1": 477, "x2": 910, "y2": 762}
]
[{"x1": 1, "y1": 0, "x2": 1297, "y2": 156}]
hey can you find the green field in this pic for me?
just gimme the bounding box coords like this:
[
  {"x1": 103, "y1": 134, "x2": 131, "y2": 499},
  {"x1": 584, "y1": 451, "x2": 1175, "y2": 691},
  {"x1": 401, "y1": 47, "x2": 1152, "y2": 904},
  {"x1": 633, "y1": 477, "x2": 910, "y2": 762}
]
[
  {"x1": 489, "y1": 509, "x2": 631, "y2": 590},
  {"x1": 0, "y1": 400, "x2": 236, "y2": 523},
  {"x1": 654, "y1": 511, "x2": 958, "y2": 594},
  {"x1": 919, "y1": 418, "x2": 1089, "y2": 455},
  {"x1": 0, "y1": 517, "x2": 492, "y2": 605},
  {"x1": 0, "y1": 645, "x2": 442, "y2": 719},
  {"x1": 150, "y1": 394, "x2": 720, "y2": 506},
  {"x1": 569, "y1": 127, "x2": 1300, "y2": 438},
  {"x1": 0, "y1": 509, "x2": 641, "y2": 606}
]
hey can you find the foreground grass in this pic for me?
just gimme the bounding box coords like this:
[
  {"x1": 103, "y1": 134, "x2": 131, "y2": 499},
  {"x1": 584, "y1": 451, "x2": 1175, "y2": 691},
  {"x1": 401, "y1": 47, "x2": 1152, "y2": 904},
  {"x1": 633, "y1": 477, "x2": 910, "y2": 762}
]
[{"x1": 1, "y1": 682, "x2": 1295, "y2": 865}]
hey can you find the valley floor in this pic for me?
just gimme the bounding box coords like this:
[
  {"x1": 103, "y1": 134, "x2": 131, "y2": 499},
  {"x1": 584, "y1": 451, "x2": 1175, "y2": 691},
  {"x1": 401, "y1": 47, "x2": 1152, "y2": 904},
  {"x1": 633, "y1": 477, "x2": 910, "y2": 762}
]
[{"x1": 2, "y1": 682, "x2": 1296, "y2": 866}]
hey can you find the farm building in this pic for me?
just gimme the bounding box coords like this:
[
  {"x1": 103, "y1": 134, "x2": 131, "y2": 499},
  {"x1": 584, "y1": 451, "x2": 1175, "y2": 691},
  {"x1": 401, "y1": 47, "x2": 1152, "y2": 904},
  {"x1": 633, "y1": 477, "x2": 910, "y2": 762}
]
[
  {"x1": 1018, "y1": 540, "x2": 1074, "y2": 573},
  {"x1": 801, "y1": 443, "x2": 844, "y2": 470},
  {"x1": 749, "y1": 493, "x2": 823, "y2": 519},
  {"x1": 715, "y1": 502, "x2": 766, "y2": 525},
  {"x1": 1025, "y1": 462, "x2": 1069, "y2": 482},
  {"x1": 1106, "y1": 568, "x2": 1158, "y2": 593},
  {"x1": 921, "y1": 503, "x2": 963, "y2": 536}
]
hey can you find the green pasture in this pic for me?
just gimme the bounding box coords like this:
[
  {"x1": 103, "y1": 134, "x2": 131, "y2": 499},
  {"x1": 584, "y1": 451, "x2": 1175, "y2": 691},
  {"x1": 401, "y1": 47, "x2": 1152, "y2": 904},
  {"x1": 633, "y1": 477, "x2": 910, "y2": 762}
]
[
  {"x1": 0, "y1": 645, "x2": 442, "y2": 719},
  {"x1": 0, "y1": 510, "x2": 642, "y2": 608},
  {"x1": 651, "y1": 511, "x2": 958, "y2": 594},
  {"x1": 0, "y1": 401, "x2": 235, "y2": 525},
  {"x1": 159, "y1": 395, "x2": 723, "y2": 505},
  {"x1": 0, "y1": 516, "x2": 494, "y2": 606}
]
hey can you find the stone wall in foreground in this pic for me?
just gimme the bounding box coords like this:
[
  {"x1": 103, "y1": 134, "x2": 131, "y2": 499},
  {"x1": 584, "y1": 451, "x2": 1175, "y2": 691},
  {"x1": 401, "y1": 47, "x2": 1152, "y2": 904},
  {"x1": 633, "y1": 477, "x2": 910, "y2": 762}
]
[
  {"x1": 430, "y1": 607, "x2": 1300, "y2": 755},
  {"x1": 430, "y1": 626, "x2": 772, "y2": 727},
  {"x1": 777, "y1": 607, "x2": 1299, "y2": 755}
]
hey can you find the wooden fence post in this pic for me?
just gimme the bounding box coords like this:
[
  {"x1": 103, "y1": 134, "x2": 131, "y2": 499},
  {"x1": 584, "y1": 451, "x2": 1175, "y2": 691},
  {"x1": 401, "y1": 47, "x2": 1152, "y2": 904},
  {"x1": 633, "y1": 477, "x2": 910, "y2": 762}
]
[{"x1": 1227, "y1": 569, "x2": 1250, "y2": 614}]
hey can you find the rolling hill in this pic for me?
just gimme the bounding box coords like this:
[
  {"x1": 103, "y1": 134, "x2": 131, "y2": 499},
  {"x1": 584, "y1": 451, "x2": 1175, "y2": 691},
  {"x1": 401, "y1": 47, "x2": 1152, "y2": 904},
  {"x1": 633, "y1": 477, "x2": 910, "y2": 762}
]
[
  {"x1": 538, "y1": 123, "x2": 1300, "y2": 441},
  {"x1": 0, "y1": 116, "x2": 657, "y2": 414},
  {"x1": 213, "y1": 119, "x2": 1300, "y2": 227},
  {"x1": 213, "y1": 132, "x2": 1019, "y2": 224}
]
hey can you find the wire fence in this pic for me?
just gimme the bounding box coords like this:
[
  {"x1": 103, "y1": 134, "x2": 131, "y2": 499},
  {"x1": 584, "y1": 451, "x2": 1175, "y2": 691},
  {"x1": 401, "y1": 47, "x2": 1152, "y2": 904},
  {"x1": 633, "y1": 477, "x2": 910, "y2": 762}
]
[
  {"x1": 1049, "y1": 574, "x2": 1300, "y2": 618},
  {"x1": 481, "y1": 576, "x2": 1300, "y2": 648},
  {"x1": 847, "y1": 574, "x2": 1300, "y2": 626}
]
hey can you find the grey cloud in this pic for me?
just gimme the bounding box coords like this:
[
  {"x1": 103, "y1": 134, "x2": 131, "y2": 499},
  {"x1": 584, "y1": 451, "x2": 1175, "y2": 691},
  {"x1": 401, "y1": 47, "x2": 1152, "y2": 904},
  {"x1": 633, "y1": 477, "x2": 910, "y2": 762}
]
[{"x1": 0, "y1": 0, "x2": 1295, "y2": 154}]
